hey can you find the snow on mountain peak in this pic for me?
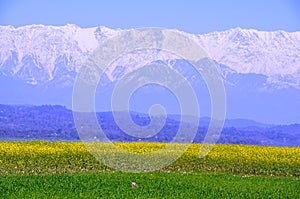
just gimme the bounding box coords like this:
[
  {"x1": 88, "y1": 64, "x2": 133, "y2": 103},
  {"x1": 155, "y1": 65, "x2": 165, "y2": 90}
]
[
  {"x1": 198, "y1": 27, "x2": 300, "y2": 77},
  {"x1": 0, "y1": 25, "x2": 299, "y2": 88}
]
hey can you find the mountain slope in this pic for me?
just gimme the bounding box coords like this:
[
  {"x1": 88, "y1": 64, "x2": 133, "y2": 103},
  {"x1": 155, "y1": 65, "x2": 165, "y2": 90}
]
[
  {"x1": 0, "y1": 25, "x2": 300, "y2": 124},
  {"x1": 0, "y1": 25, "x2": 300, "y2": 88},
  {"x1": 198, "y1": 28, "x2": 300, "y2": 76}
]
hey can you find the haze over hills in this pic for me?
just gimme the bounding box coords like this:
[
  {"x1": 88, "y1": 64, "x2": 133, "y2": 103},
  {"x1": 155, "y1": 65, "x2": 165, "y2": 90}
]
[
  {"x1": 0, "y1": 104, "x2": 299, "y2": 146},
  {"x1": 0, "y1": 25, "x2": 299, "y2": 124}
]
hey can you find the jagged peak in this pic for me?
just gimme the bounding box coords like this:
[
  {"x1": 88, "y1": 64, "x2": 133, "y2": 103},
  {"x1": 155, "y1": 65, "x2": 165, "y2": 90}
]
[{"x1": 0, "y1": 25, "x2": 299, "y2": 89}]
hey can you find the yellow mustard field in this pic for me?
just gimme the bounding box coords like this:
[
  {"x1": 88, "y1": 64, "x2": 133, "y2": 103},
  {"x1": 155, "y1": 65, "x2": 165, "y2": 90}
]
[{"x1": 0, "y1": 141, "x2": 299, "y2": 176}]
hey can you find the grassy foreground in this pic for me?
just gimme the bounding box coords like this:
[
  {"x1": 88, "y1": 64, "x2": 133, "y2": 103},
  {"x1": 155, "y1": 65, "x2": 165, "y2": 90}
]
[
  {"x1": 0, "y1": 172, "x2": 299, "y2": 198},
  {"x1": 0, "y1": 141, "x2": 299, "y2": 198}
]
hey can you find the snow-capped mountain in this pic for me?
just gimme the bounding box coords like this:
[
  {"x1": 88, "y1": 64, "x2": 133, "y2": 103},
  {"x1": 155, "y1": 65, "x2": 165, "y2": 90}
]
[
  {"x1": 197, "y1": 28, "x2": 300, "y2": 89},
  {"x1": 0, "y1": 25, "x2": 300, "y2": 88},
  {"x1": 0, "y1": 24, "x2": 119, "y2": 84},
  {"x1": 0, "y1": 25, "x2": 300, "y2": 124}
]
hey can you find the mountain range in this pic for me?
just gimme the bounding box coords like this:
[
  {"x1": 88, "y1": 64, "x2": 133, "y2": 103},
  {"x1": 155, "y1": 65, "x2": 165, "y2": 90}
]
[{"x1": 0, "y1": 25, "x2": 299, "y2": 124}]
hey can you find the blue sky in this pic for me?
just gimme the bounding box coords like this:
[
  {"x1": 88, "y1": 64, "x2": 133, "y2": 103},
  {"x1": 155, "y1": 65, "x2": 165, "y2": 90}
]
[{"x1": 0, "y1": 0, "x2": 299, "y2": 33}]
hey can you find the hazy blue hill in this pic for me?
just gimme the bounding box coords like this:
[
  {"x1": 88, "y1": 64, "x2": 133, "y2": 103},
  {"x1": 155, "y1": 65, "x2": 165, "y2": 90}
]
[{"x1": 0, "y1": 104, "x2": 299, "y2": 146}]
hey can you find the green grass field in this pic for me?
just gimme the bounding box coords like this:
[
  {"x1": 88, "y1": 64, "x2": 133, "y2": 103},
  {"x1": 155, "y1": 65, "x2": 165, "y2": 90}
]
[
  {"x1": 0, "y1": 172, "x2": 299, "y2": 198},
  {"x1": 0, "y1": 142, "x2": 299, "y2": 198}
]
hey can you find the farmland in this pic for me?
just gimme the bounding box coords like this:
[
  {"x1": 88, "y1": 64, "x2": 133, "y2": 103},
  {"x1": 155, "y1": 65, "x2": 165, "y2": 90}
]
[
  {"x1": 0, "y1": 141, "x2": 299, "y2": 198},
  {"x1": 0, "y1": 141, "x2": 299, "y2": 176},
  {"x1": 1, "y1": 172, "x2": 299, "y2": 198}
]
